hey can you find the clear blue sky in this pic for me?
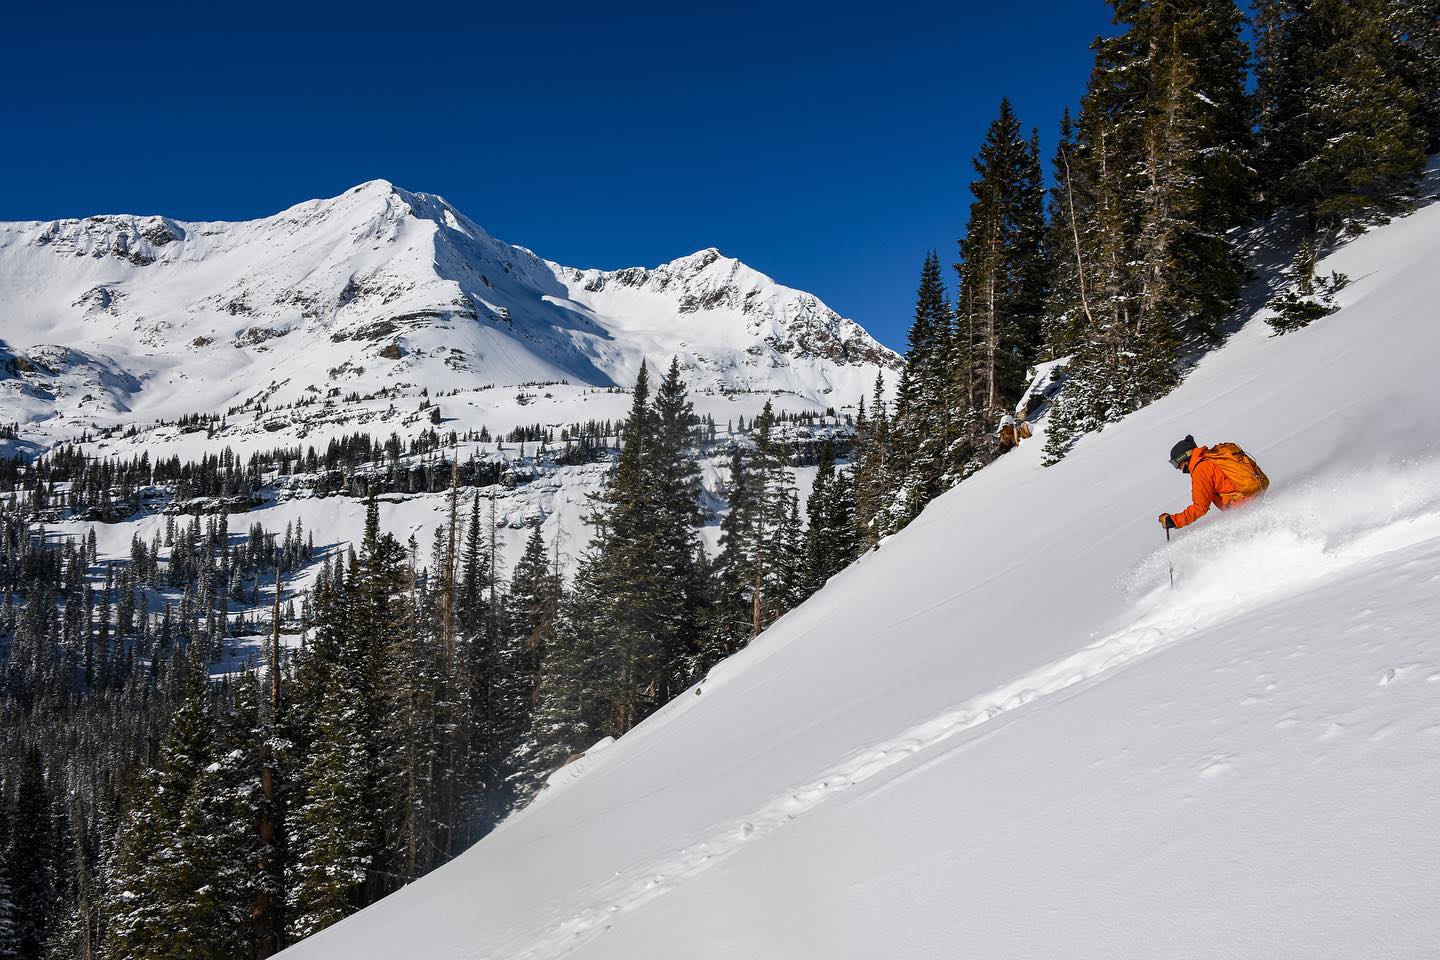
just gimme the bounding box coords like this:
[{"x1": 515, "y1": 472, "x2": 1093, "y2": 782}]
[{"x1": 3, "y1": 1, "x2": 1115, "y2": 350}]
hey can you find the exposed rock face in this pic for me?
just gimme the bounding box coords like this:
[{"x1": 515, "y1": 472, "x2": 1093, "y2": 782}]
[
  {"x1": 556, "y1": 248, "x2": 897, "y2": 370},
  {"x1": 31, "y1": 214, "x2": 185, "y2": 266}
]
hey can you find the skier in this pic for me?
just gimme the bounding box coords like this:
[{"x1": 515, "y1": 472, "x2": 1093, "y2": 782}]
[{"x1": 1158, "y1": 435, "x2": 1270, "y2": 530}]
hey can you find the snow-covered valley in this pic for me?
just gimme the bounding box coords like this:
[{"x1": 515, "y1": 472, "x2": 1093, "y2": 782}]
[{"x1": 271, "y1": 181, "x2": 1440, "y2": 959}]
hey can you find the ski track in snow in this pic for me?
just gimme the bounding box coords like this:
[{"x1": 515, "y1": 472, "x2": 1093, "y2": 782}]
[
  {"x1": 510, "y1": 493, "x2": 1440, "y2": 960},
  {"x1": 510, "y1": 621, "x2": 1180, "y2": 959}
]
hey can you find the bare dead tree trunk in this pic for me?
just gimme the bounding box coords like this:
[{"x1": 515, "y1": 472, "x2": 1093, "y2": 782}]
[
  {"x1": 1059, "y1": 140, "x2": 1097, "y2": 332},
  {"x1": 986, "y1": 217, "x2": 1000, "y2": 413},
  {"x1": 751, "y1": 561, "x2": 764, "y2": 640}
]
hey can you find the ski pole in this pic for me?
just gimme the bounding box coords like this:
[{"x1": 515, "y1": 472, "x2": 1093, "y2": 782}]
[{"x1": 1165, "y1": 526, "x2": 1174, "y2": 589}]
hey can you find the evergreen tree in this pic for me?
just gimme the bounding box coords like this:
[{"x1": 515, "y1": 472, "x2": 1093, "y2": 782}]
[
  {"x1": 287, "y1": 662, "x2": 374, "y2": 939},
  {"x1": 703, "y1": 446, "x2": 758, "y2": 672},
  {"x1": 1265, "y1": 237, "x2": 1350, "y2": 333},
  {"x1": 1257, "y1": 0, "x2": 1428, "y2": 231},
  {"x1": 511, "y1": 582, "x2": 596, "y2": 803},
  {"x1": 1395, "y1": 0, "x2": 1440, "y2": 152},
  {"x1": 349, "y1": 495, "x2": 412, "y2": 896},
  {"x1": 287, "y1": 495, "x2": 408, "y2": 936},
  {"x1": 456, "y1": 491, "x2": 501, "y2": 840},
  {"x1": 648, "y1": 359, "x2": 706, "y2": 702},
  {"x1": 1042, "y1": 109, "x2": 1093, "y2": 359},
  {"x1": 851, "y1": 378, "x2": 892, "y2": 548},
  {"x1": 9, "y1": 747, "x2": 57, "y2": 960},
  {"x1": 41, "y1": 800, "x2": 102, "y2": 960},
  {"x1": 574, "y1": 362, "x2": 663, "y2": 736},
  {"x1": 102, "y1": 651, "x2": 214, "y2": 959},
  {"x1": 803, "y1": 443, "x2": 859, "y2": 597},
  {"x1": 170, "y1": 672, "x2": 264, "y2": 958},
  {"x1": 776, "y1": 493, "x2": 806, "y2": 613},
  {"x1": 890, "y1": 253, "x2": 956, "y2": 523},
  {"x1": 744, "y1": 402, "x2": 797, "y2": 636},
  {"x1": 955, "y1": 99, "x2": 1049, "y2": 424},
  {"x1": 1133, "y1": 0, "x2": 1254, "y2": 341},
  {"x1": 803, "y1": 442, "x2": 839, "y2": 597},
  {"x1": 1042, "y1": 0, "x2": 1255, "y2": 460},
  {"x1": 569, "y1": 361, "x2": 707, "y2": 738},
  {"x1": 224, "y1": 670, "x2": 278, "y2": 959},
  {"x1": 430, "y1": 464, "x2": 464, "y2": 862},
  {"x1": 378, "y1": 538, "x2": 437, "y2": 886},
  {"x1": 0, "y1": 804, "x2": 22, "y2": 960},
  {"x1": 500, "y1": 526, "x2": 561, "y2": 805}
]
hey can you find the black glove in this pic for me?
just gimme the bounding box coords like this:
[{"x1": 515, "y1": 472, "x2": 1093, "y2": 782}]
[{"x1": 1158, "y1": 513, "x2": 1176, "y2": 530}]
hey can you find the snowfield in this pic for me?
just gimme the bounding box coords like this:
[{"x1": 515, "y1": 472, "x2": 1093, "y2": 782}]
[
  {"x1": 277, "y1": 188, "x2": 1440, "y2": 957},
  {"x1": 0, "y1": 180, "x2": 896, "y2": 452}
]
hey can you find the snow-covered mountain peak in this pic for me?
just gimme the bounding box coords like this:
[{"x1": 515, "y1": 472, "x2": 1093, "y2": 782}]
[
  {"x1": 348, "y1": 177, "x2": 402, "y2": 195},
  {"x1": 0, "y1": 184, "x2": 897, "y2": 444},
  {"x1": 666, "y1": 246, "x2": 729, "y2": 269},
  {"x1": 271, "y1": 179, "x2": 452, "y2": 238},
  {"x1": 552, "y1": 245, "x2": 895, "y2": 371}
]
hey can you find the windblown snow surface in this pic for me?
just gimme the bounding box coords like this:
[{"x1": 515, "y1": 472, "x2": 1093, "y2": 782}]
[{"x1": 280, "y1": 197, "x2": 1440, "y2": 959}]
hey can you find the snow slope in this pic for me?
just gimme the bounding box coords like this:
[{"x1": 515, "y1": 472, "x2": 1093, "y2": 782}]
[
  {"x1": 281, "y1": 191, "x2": 1440, "y2": 958},
  {"x1": 0, "y1": 182, "x2": 896, "y2": 448}
]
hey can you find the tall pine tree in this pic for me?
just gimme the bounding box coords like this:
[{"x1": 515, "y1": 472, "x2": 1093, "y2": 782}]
[
  {"x1": 1257, "y1": 0, "x2": 1428, "y2": 232},
  {"x1": 1043, "y1": 0, "x2": 1254, "y2": 460}
]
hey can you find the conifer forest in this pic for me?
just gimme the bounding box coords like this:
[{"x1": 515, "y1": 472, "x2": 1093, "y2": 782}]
[{"x1": 1, "y1": 1, "x2": 1436, "y2": 957}]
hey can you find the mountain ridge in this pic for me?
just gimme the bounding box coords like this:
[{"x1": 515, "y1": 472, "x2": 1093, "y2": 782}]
[{"x1": 0, "y1": 182, "x2": 898, "y2": 449}]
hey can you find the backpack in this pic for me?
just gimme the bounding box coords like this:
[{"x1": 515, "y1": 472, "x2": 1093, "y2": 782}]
[{"x1": 1202, "y1": 443, "x2": 1270, "y2": 506}]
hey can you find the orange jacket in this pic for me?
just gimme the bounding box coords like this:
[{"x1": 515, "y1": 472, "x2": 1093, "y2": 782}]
[{"x1": 1169, "y1": 446, "x2": 1261, "y2": 528}]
